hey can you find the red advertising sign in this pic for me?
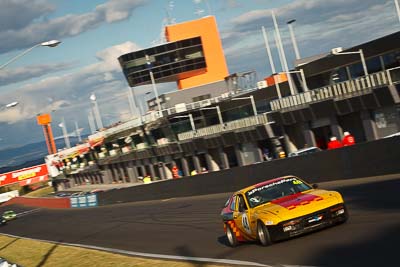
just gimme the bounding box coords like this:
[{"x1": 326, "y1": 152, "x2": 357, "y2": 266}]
[{"x1": 0, "y1": 164, "x2": 48, "y2": 187}]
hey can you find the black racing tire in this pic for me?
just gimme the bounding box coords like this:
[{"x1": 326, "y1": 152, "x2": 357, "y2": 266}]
[
  {"x1": 257, "y1": 221, "x2": 272, "y2": 246},
  {"x1": 226, "y1": 224, "x2": 238, "y2": 247}
]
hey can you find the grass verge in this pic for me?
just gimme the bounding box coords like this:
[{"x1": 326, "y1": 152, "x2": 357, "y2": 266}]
[
  {"x1": 0, "y1": 235, "x2": 225, "y2": 267},
  {"x1": 24, "y1": 186, "x2": 54, "y2": 197}
]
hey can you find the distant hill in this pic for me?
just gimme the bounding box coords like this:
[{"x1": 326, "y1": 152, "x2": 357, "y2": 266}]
[{"x1": 0, "y1": 136, "x2": 87, "y2": 173}]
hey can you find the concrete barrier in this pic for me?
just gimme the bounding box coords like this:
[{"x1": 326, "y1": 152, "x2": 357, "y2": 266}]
[
  {"x1": 98, "y1": 136, "x2": 400, "y2": 205},
  {"x1": 3, "y1": 196, "x2": 71, "y2": 209}
]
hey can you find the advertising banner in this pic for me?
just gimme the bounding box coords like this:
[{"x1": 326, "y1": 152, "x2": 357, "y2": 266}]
[
  {"x1": 0, "y1": 164, "x2": 48, "y2": 187},
  {"x1": 19, "y1": 175, "x2": 49, "y2": 187},
  {"x1": 70, "y1": 193, "x2": 98, "y2": 208}
]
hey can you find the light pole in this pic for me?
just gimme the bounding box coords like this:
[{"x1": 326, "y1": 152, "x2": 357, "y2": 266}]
[
  {"x1": 90, "y1": 93, "x2": 103, "y2": 130},
  {"x1": 58, "y1": 118, "x2": 71, "y2": 149},
  {"x1": 88, "y1": 110, "x2": 96, "y2": 134},
  {"x1": 173, "y1": 114, "x2": 195, "y2": 131},
  {"x1": 143, "y1": 91, "x2": 151, "y2": 113},
  {"x1": 232, "y1": 95, "x2": 259, "y2": 123},
  {"x1": 280, "y1": 69, "x2": 309, "y2": 92},
  {"x1": 200, "y1": 106, "x2": 223, "y2": 125},
  {"x1": 74, "y1": 121, "x2": 82, "y2": 142},
  {"x1": 145, "y1": 55, "x2": 162, "y2": 115},
  {"x1": 0, "y1": 40, "x2": 61, "y2": 70},
  {"x1": 287, "y1": 19, "x2": 301, "y2": 60},
  {"x1": 395, "y1": 0, "x2": 400, "y2": 23},
  {"x1": 261, "y1": 27, "x2": 282, "y2": 99},
  {"x1": 271, "y1": 10, "x2": 296, "y2": 95},
  {"x1": 332, "y1": 49, "x2": 368, "y2": 76}
]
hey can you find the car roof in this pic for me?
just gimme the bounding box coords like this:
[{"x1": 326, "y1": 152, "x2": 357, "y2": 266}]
[{"x1": 235, "y1": 175, "x2": 298, "y2": 195}]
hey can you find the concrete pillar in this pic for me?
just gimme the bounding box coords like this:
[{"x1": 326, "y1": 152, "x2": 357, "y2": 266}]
[
  {"x1": 139, "y1": 163, "x2": 146, "y2": 178},
  {"x1": 57, "y1": 182, "x2": 66, "y2": 191},
  {"x1": 361, "y1": 110, "x2": 379, "y2": 141},
  {"x1": 127, "y1": 161, "x2": 138, "y2": 183},
  {"x1": 78, "y1": 174, "x2": 83, "y2": 185},
  {"x1": 119, "y1": 162, "x2": 127, "y2": 183},
  {"x1": 234, "y1": 144, "x2": 245, "y2": 167},
  {"x1": 100, "y1": 169, "x2": 112, "y2": 184},
  {"x1": 97, "y1": 172, "x2": 104, "y2": 184},
  {"x1": 108, "y1": 164, "x2": 116, "y2": 182},
  {"x1": 87, "y1": 173, "x2": 94, "y2": 184},
  {"x1": 192, "y1": 155, "x2": 201, "y2": 173},
  {"x1": 256, "y1": 146, "x2": 264, "y2": 162},
  {"x1": 89, "y1": 173, "x2": 96, "y2": 184},
  {"x1": 303, "y1": 123, "x2": 317, "y2": 147},
  {"x1": 283, "y1": 133, "x2": 297, "y2": 154},
  {"x1": 157, "y1": 162, "x2": 166, "y2": 180},
  {"x1": 330, "y1": 117, "x2": 343, "y2": 140},
  {"x1": 148, "y1": 163, "x2": 156, "y2": 180},
  {"x1": 204, "y1": 152, "x2": 220, "y2": 171},
  {"x1": 180, "y1": 157, "x2": 190, "y2": 176},
  {"x1": 218, "y1": 148, "x2": 230, "y2": 169}
]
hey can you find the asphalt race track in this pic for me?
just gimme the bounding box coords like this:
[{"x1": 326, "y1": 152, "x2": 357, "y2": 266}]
[{"x1": 1, "y1": 175, "x2": 399, "y2": 267}]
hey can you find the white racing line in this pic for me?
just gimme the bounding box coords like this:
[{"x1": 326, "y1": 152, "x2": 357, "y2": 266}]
[
  {"x1": 0, "y1": 233, "x2": 315, "y2": 267},
  {"x1": 15, "y1": 208, "x2": 42, "y2": 218}
]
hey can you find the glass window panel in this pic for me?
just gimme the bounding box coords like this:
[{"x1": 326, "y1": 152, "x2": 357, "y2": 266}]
[{"x1": 366, "y1": 56, "x2": 382, "y2": 73}]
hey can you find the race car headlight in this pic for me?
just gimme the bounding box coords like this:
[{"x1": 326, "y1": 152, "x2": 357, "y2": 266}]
[
  {"x1": 282, "y1": 219, "x2": 301, "y2": 232},
  {"x1": 330, "y1": 205, "x2": 345, "y2": 216}
]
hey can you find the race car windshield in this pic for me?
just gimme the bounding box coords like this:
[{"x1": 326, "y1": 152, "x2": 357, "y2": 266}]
[{"x1": 245, "y1": 177, "x2": 312, "y2": 208}]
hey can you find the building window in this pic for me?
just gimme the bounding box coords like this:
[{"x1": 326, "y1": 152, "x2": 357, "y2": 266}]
[
  {"x1": 366, "y1": 56, "x2": 382, "y2": 74},
  {"x1": 383, "y1": 50, "x2": 400, "y2": 69},
  {"x1": 331, "y1": 67, "x2": 348, "y2": 83},
  {"x1": 192, "y1": 94, "x2": 211, "y2": 102},
  {"x1": 349, "y1": 63, "x2": 364, "y2": 79}
]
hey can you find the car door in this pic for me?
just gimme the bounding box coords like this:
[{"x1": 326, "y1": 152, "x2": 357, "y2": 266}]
[{"x1": 233, "y1": 194, "x2": 253, "y2": 238}]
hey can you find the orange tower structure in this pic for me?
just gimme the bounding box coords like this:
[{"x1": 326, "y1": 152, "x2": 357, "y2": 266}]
[
  {"x1": 165, "y1": 16, "x2": 229, "y2": 90},
  {"x1": 36, "y1": 113, "x2": 57, "y2": 155}
]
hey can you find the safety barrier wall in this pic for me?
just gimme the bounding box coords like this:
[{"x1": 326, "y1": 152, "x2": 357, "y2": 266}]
[
  {"x1": 98, "y1": 136, "x2": 400, "y2": 205},
  {"x1": 3, "y1": 196, "x2": 71, "y2": 209}
]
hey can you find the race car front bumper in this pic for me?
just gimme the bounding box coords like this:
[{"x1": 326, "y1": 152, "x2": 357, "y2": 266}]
[{"x1": 268, "y1": 203, "x2": 348, "y2": 241}]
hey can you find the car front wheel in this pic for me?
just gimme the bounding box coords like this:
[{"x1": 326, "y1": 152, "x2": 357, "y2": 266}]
[
  {"x1": 257, "y1": 221, "x2": 272, "y2": 246},
  {"x1": 226, "y1": 224, "x2": 238, "y2": 247}
]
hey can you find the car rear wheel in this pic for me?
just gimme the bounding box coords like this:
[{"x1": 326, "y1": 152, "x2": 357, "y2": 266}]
[
  {"x1": 257, "y1": 221, "x2": 272, "y2": 246},
  {"x1": 226, "y1": 224, "x2": 238, "y2": 247}
]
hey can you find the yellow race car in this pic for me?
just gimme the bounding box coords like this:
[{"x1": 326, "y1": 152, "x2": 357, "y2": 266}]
[{"x1": 221, "y1": 176, "x2": 348, "y2": 247}]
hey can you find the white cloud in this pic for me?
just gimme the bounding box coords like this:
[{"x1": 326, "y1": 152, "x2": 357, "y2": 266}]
[
  {"x1": 222, "y1": 0, "x2": 397, "y2": 76},
  {"x1": 0, "y1": 0, "x2": 147, "y2": 54},
  {"x1": 0, "y1": 0, "x2": 55, "y2": 32},
  {"x1": 0, "y1": 62, "x2": 75, "y2": 87},
  {"x1": 0, "y1": 41, "x2": 143, "y2": 125}
]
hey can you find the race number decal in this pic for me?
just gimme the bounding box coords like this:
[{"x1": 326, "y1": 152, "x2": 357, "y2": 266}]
[{"x1": 241, "y1": 213, "x2": 251, "y2": 234}]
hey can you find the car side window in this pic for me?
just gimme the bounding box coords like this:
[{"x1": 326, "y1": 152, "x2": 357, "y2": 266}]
[
  {"x1": 230, "y1": 195, "x2": 237, "y2": 211},
  {"x1": 238, "y1": 194, "x2": 248, "y2": 211},
  {"x1": 224, "y1": 197, "x2": 231, "y2": 208}
]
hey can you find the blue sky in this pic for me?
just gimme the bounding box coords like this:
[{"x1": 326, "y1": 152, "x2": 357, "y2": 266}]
[{"x1": 0, "y1": 0, "x2": 398, "y2": 151}]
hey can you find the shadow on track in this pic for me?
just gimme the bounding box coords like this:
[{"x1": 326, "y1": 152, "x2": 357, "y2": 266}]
[{"x1": 309, "y1": 224, "x2": 398, "y2": 267}]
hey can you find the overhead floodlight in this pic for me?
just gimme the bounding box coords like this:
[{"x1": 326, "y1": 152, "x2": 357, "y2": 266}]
[
  {"x1": 40, "y1": 40, "x2": 61, "y2": 47},
  {"x1": 5, "y1": 101, "x2": 19, "y2": 108}
]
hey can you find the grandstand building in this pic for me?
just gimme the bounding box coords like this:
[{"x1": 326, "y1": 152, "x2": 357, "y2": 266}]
[{"x1": 49, "y1": 17, "x2": 400, "y2": 189}]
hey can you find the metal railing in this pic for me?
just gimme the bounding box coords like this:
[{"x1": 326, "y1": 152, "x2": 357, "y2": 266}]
[
  {"x1": 270, "y1": 69, "x2": 399, "y2": 111},
  {"x1": 91, "y1": 86, "x2": 259, "y2": 140},
  {"x1": 177, "y1": 113, "x2": 272, "y2": 141}
]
